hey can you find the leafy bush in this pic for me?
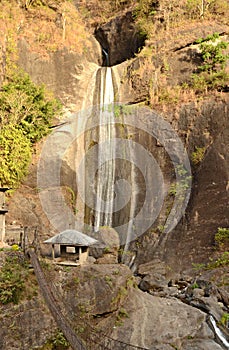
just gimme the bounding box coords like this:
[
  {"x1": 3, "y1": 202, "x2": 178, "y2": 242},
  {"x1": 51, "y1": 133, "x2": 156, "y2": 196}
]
[
  {"x1": 191, "y1": 70, "x2": 229, "y2": 92},
  {"x1": 41, "y1": 329, "x2": 70, "y2": 349},
  {"x1": 0, "y1": 70, "x2": 61, "y2": 143},
  {"x1": 0, "y1": 69, "x2": 62, "y2": 188},
  {"x1": 220, "y1": 313, "x2": 229, "y2": 327},
  {"x1": 215, "y1": 227, "x2": 229, "y2": 247},
  {"x1": 0, "y1": 125, "x2": 32, "y2": 188},
  {"x1": 196, "y1": 33, "x2": 229, "y2": 72},
  {"x1": 191, "y1": 33, "x2": 229, "y2": 91},
  {"x1": 133, "y1": 0, "x2": 157, "y2": 38},
  {"x1": 207, "y1": 252, "x2": 229, "y2": 269},
  {"x1": 51, "y1": 330, "x2": 69, "y2": 348},
  {"x1": 0, "y1": 255, "x2": 29, "y2": 304},
  {"x1": 168, "y1": 165, "x2": 192, "y2": 198},
  {"x1": 192, "y1": 251, "x2": 229, "y2": 271},
  {"x1": 191, "y1": 146, "x2": 206, "y2": 165}
]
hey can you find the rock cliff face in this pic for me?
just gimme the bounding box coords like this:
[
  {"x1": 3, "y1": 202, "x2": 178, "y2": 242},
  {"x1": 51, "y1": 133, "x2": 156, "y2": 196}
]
[{"x1": 17, "y1": 35, "x2": 102, "y2": 113}]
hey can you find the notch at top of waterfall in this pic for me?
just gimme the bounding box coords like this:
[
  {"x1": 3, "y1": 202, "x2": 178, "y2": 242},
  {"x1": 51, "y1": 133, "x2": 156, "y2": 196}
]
[{"x1": 102, "y1": 48, "x2": 109, "y2": 66}]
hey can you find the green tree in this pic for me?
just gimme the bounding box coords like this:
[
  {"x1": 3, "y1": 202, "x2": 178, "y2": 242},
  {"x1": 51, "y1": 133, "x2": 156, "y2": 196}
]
[
  {"x1": 1, "y1": 70, "x2": 61, "y2": 142},
  {"x1": 191, "y1": 33, "x2": 229, "y2": 91},
  {"x1": 196, "y1": 33, "x2": 229, "y2": 72},
  {"x1": 0, "y1": 255, "x2": 29, "y2": 305},
  {"x1": 0, "y1": 125, "x2": 32, "y2": 188},
  {"x1": 0, "y1": 69, "x2": 62, "y2": 188}
]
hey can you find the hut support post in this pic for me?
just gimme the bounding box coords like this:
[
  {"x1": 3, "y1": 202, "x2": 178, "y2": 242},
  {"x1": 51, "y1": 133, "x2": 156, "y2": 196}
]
[
  {"x1": 51, "y1": 244, "x2": 55, "y2": 259},
  {"x1": 0, "y1": 214, "x2": 5, "y2": 243},
  {"x1": 79, "y1": 246, "x2": 82, "y2": 263}
]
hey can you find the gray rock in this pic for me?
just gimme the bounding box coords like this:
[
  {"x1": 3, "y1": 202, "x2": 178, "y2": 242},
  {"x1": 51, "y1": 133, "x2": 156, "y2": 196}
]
[
  {"x1": 139, "y1": 272, "x2": 167, "y2": 292},
  {"x1": 110, "y1": 288, "x2": 215, "y2": 349},
  {"x1": 149, "y1": 345, "x2": 175, "y2": 350},
  {"x1": 192, "y1": 288, "x2": 205, "y2": 298},
  {"x1": 182, "y1": 339, "x2": 223, "y2": 350}
]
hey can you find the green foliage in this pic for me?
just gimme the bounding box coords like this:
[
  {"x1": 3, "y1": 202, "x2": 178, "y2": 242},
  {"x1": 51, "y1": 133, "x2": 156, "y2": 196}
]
[
  {"x1": 117, "y1": 307, "x2": 129, "y2": 319},
  {"x1": 111, "y1": 285, "x2": 128, "y2": 306},
  {"x1": 169, "y1": 183, "x2": 177, "y2": 196},
  {"x1": 215, "y1": 227, "x2": 229, "y2": 247},
  {"x1": 73, "y1": 276, "x2": 80, "y2": 285},
  {"x1": 191, "y1": 33, "x2": 229, "y2": 91},
  {"x1": 0, "y1": 125, "x2": 32, "y2": 188},
  {"x1": 192, "y1": 252, "x2": 229, "y2": 271},
  {"x1": 191, "y1": 282, "x2": 199, "y2": 289},
  {"x1": 191, "y1": 70, "x2": 229, "y2": 91},
  {"x1": 207, "y1": 252, "x2": 229, "y2": 269},
  {"x1": 168, "y1": 165, "x2": 192, "y2": 198},
  {"x1": 105, "y1": 275, "x2": 113, "y2": 287},
  {"x1": 41, "y1": 329, "x2": 70, "y2": 349},
  {"x1": 157, "y1": 224, "x2": 165, "y2": 233},
  {"x1": 134, "y1": 0, "x2": 158, "y2": 38},
  {"x1": 196, "y1": 32, "x2": 221, "y2": 44},
  {"x1": 51, "y1": 330, "x2": 69, "y2": 348},
  {"x1": 115, "y1": 307, "x2": 129, "y2": 327},
  {"x1": 0, "y1": 69, "x2": 62, "y2": 188},
  {"x1": 192, "y1": 262, "x2": 205, "y2": 271},
  {"x1": 220, "y1": 313, "x2": 229, "y2": 327},
  {"x1": 191, "y1": 146, "x2": 206, "y2": 165},
  {"x1": 0, "y1": 255, "x2": 29, "y2": 305},
  {"x1": 1, "y1": 70, "x2": 62, "y2": 143},
  {"x1": 197, "y1": 34, "x2": 229, "y2": 72},
  {"x1": 104, "y1": 246, "x2": 111, "y2": 253}
]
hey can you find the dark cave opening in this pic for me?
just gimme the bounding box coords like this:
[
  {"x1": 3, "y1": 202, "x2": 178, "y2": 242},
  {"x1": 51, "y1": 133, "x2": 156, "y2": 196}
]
[{"x1": 94, "y1": 11, "x2": 146, "y2": 67}]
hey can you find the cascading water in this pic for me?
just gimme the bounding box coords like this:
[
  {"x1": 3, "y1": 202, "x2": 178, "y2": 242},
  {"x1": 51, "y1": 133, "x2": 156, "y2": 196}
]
[
  {"x1": 93, "y1": 67, "x2": 116, "y2": 232},
  {"x1": 82, "y1": 63, "x2": 163, "y2": 254},
  {"x1": 209, "y1": 315, "x2": 229, "y2": 349}
]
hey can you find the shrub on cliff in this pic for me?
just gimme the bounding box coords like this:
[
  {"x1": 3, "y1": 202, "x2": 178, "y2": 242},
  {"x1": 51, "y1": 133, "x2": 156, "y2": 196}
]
[
  {"x1": 0, "y1": 255, "x2": 29, "y2": 305},
  {"x1": 0, "y1": 69, "x2": 62, "y2": 188},
  {"x1": 191, "y1": 33, "x2": 229, "y2": 91},
  {"x1": 0, "y1": 125, "x2": 32, "y2": 188}
]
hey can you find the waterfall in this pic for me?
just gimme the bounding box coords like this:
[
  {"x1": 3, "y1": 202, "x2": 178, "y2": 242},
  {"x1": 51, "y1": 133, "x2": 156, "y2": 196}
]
[
  {"x1": 102, "y1": 48, "x2": 109, "y2": 66},
  {"x1": 209, "y1": 315, "x2": 229, "y2": 349},
  {"x1": 94, "y1": 67, "x2": 116, "y2": 232}
]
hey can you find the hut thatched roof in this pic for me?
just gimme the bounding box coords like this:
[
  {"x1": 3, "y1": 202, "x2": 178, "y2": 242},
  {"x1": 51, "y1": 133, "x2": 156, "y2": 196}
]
[{"x1": 44, "y1": 229, "x2": 99, "y2": 247}]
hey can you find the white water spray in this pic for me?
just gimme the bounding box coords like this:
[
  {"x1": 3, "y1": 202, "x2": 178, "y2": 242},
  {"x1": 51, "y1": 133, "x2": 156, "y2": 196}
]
[
  {"x1": 209, "y1": 315, "x2": 229, "y2": 349},
  {"x1": 94, "y1": 67, "x2": 116, "y2": 232}
]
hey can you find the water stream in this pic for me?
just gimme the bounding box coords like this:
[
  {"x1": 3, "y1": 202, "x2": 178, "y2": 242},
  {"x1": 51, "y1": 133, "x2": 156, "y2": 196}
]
[
  {"x1": 94, "y1": 67, "x2": 116, "y2": 232},
  {"x1": 209, "y1": 315, "x2": 229, "y2": 349}
]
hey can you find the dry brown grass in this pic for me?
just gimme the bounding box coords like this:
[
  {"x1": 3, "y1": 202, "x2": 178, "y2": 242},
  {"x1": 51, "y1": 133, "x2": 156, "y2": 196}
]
[
  {"x1": 0, "y1": 1, "x2": 91, "y2": 63},
  {"x1": 78, "y1": 0, "x2": 134, "y2": 28}
]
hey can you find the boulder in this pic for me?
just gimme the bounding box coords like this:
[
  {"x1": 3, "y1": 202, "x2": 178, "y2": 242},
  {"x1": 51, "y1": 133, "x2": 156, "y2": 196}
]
[
  {"x1": 182, "y1": 339, "x2": 223, "y2": 350},
  {"x1": 89, "y1": 227, "x2": 120, "y2": 262},
  {"x1": 110, "y1": 288, "x2": 217, "y2": 349}
]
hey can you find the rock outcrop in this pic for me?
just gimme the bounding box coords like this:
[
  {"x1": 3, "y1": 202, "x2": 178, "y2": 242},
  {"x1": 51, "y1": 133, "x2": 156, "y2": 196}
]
[{"x1": 17, "y1": 35, "x2": 102, "y2": 113}]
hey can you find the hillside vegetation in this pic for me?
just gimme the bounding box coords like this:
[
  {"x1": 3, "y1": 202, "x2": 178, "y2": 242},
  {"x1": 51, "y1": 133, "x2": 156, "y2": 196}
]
[{"x1": 78, "y1": 0, "x2": 229, "y2": 32}]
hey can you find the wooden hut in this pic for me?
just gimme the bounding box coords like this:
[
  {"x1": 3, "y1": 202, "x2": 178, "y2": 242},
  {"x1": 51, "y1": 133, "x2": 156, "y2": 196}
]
[{"x1": 44, "y1": 229, "x2": 98, "y2": 265}]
